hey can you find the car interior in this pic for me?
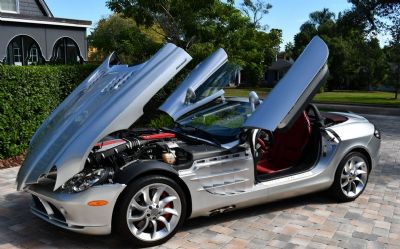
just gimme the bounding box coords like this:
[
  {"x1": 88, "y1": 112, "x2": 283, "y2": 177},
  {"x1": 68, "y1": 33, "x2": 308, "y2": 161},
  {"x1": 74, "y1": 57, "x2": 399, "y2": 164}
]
[
  {"x1": 173, "y1": 88, "x2": 350, "y2": 181},
  {"x1": 253, "y1": 104, "x2": 325, "y2": 181}
]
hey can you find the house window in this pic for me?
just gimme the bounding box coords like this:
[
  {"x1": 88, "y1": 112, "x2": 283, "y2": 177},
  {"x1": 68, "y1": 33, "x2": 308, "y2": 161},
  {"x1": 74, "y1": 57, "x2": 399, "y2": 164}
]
[
  {"x1": 51, "y1": 37, "x2": 83, "y2": 64},
  {"x1": 28, "y1": 44, "x2": 39, "y2": 65},
  {"x1": 0, "y1": 0, "x2": 19, "y2": 13},
  {"x1": 12, "y1": 43, "x2": 22, "y2": 66},
  {"x1": 6, "y1": 35, "x2": 44, "y2": 66}
]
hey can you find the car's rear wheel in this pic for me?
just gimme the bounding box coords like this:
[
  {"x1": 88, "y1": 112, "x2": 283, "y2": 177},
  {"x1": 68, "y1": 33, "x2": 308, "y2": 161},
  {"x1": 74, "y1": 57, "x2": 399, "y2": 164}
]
[
  {"x1": 330, "y1": 152, "x2": 370, "y2": 202},
  {"x1": 114, "y1": 175, "x2": 187, "y2": 247}
]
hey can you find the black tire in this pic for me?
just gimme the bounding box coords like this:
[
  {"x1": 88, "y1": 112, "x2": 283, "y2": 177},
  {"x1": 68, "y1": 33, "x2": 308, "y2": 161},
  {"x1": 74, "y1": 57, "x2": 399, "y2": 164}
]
[
  {"x1": 329, "y1": 152, "x2": 370, "y2": 202},
  {"x1": 113, "y1": 175, "x2": 187, "y2": 248}
]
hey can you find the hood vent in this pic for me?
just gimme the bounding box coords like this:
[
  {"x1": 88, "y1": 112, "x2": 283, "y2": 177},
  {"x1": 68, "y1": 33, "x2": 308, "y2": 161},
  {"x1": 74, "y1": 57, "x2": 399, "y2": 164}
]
[{"x1": 100, "y1": 71, "x2": 136, "y2": 93}]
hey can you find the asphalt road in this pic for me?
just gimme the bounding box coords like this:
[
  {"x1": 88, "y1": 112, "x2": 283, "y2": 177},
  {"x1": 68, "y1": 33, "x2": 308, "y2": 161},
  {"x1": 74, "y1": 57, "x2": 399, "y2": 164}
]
[{"x1": 0, "y1": 114, "x2": 399, "y2": 249}]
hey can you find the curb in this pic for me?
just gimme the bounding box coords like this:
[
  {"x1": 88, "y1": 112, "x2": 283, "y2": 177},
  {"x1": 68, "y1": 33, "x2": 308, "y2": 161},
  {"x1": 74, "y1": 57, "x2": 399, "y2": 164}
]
[
  {"x1": 314, "y1": 101, "x2": 400, "y2": 108},
  {"x1": 315, "y1": 103, "x2": 400, "y2": 116}
]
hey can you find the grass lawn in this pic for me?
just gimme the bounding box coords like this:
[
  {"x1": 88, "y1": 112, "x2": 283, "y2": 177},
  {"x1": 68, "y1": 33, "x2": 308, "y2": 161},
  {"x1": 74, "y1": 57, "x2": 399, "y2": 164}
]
[
  {"x1": 224, "y1": 88, "x2": 400, "y2": 107},
  {"x1": 224, "y1": 87, "x2": 270, "y2": 98}
]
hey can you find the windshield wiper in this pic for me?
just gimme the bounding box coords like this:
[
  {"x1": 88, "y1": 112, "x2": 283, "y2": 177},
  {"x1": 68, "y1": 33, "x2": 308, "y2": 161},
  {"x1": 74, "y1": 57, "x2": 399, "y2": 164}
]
[{"x1": 174, "y1": 123, "x2": 221, "y2": 146}]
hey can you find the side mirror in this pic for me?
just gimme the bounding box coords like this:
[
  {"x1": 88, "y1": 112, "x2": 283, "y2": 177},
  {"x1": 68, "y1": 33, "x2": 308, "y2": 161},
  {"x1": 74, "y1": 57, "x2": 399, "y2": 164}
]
[
  {"x1": 249, "y1": 91, "x2": 260, "y2": 112},
  {"x1": 184, "y1": 87, "x2": 196, "y2": 105}
]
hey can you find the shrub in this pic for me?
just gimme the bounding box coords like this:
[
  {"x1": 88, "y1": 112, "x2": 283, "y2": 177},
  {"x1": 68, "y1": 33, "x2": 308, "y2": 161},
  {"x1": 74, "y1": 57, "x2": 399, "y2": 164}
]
[
  {"x1": 0, "y1": 64, "x2": 187, "y2": 159},
  {"x1": 0, "y1": 64, "x2": 97, "y2": 159},
  {"x1": 148, "y1": 114, "x2": 174, "y2": 129}
]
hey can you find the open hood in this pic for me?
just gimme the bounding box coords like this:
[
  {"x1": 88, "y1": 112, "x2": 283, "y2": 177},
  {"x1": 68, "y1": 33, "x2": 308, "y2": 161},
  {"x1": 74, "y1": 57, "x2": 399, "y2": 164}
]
[
  {"x1": 17, "y1": 43, "x2": 192, "y2": 190},
  {"x1": 159, "y1": 48, "x2": 230, "y2": 120},
  {"x1": 243, "y1": 36, "x2": 329, "y2": 131}
]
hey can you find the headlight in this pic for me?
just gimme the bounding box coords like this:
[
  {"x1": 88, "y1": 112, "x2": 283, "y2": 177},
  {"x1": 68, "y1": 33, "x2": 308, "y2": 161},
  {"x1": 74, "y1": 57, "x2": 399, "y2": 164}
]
[
  {"x1": 374, "y1": 126, "x2": 381, "y2": 139},
  {"x1": 61, "y1": 167, "x2": 113, "y2": 193}
]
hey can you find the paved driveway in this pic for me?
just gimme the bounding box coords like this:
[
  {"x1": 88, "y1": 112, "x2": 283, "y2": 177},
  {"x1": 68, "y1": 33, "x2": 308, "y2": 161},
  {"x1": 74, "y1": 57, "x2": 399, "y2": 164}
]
[{"x1": 0, "y1": 114, "x2": 399, "y2": 249}]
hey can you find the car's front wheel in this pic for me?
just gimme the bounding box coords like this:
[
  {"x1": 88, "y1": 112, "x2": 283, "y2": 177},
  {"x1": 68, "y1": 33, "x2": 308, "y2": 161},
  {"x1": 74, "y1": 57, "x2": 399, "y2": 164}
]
[
  {"x1": 114, "y1": 175, "x2": 187, "y2": 247},
  {"x1": 330, "y1": 152, "x2": 370, "y2": 202}
]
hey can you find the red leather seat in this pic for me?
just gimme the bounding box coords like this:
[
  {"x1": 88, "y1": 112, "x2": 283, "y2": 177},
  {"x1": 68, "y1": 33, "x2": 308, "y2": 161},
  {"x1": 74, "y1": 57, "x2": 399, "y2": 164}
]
[{"x1": 256, "y1": 111, "x2": 311, "y2": 174}]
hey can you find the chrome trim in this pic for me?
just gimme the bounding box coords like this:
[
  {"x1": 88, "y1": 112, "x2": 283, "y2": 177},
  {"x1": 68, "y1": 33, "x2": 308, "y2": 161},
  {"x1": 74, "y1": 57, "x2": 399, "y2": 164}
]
[
  {"x1": 198, "y1": 179, "x2": 250, "y2": 193},
  {"x1": 190, "y1": 168, "x2": 249, "y2": 181}
]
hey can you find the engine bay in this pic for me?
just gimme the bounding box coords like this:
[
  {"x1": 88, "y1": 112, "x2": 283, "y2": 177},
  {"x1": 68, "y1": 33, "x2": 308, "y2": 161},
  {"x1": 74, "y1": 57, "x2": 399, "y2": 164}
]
[
  {"x1": 90, "y1": 130, "x2": 190, "y2": 168},
  {"x1": 60, "y1": 129, "x2": 228, "y2": 193}
]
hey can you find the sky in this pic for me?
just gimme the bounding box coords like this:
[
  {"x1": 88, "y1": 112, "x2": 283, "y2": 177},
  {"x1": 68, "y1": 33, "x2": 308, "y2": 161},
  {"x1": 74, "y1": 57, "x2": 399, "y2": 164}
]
[
  {"x1": 46, "y1": 0, "x2": 360, "y2": 49},
  {"x1": 259, "y1": 0, "x2": 353, "y2": 47}
]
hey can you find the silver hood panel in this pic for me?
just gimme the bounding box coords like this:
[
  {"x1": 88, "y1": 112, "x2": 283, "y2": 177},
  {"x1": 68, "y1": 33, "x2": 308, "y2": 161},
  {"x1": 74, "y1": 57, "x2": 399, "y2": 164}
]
[
  {"x1": 17, "y1": 43, "x2": 192, "y2": 190},
  {"x1": 243, "y1": 36, "x2": 329, "y2": 131}
]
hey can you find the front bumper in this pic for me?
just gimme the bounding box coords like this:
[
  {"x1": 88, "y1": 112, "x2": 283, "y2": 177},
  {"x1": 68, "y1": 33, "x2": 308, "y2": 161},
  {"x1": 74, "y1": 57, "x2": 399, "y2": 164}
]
[{"x1": 26, "y1": 183, "x2": 126, "y2": 235}]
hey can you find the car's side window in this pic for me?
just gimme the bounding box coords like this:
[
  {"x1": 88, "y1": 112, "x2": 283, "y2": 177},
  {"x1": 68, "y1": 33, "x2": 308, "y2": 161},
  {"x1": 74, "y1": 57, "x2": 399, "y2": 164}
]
[{"x1": 193, "y1": 63, "x2": 241, "y2": 103}]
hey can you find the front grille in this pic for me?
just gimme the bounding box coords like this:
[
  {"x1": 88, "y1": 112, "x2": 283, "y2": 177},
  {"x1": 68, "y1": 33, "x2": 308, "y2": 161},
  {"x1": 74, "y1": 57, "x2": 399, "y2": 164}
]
[
  {"x1": 48, "y1": 202, "x2": 66, "y2": 222},
  {"x1": 31, "y1": 195, "x2": 66, "y2": 223},
  {"x1": 32, "y1": 195, "x2": 46, "y2": 213}
]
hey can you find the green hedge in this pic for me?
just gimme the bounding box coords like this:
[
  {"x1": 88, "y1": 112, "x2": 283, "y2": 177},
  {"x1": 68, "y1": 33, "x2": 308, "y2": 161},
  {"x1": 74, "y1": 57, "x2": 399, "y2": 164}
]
[
  {"x1": 0, "y1": 64, "x2": 97, "y2": 159},
  {"x1": 0, "y1": 64, "x2": 189, "y2": 159}
]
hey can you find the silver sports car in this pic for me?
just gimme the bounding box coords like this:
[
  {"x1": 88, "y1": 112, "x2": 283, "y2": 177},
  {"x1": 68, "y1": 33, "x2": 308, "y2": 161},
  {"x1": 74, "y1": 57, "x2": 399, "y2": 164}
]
[{"x1": 17, "y1": 36, "x2": 380, "y2": 247}]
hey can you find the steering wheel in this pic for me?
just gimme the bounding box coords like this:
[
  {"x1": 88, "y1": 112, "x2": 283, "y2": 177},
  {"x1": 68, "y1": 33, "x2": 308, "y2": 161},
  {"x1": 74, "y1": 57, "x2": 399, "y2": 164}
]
[
  {"x1": 253, "y1": 129, "x2": 272, "y2": 161},
  {"x1": 257, "y1": 130, "x2": 269, "y2": 150},
  {"x1": 306, "y1": 104, "x2": 324, "y2": 126}
]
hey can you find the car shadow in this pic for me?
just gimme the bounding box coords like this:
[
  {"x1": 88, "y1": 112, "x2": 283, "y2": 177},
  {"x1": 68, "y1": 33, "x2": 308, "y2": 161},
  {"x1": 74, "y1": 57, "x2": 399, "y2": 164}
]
[
  {"x1": 3, "y1": 156, "x2": 397, "y2": 249},
  {"x1": 183, "y1": 192, "x2": 336, "y2": 231},
  {"x1": 0, "y1": 190, "x2": 336, "y2": 249},
  {"x1": 1, "y1": 156, "x2": 397, "y2": 249},
  {"x1": 2, "y1": 152, "x2": 398, "y2": 249}
]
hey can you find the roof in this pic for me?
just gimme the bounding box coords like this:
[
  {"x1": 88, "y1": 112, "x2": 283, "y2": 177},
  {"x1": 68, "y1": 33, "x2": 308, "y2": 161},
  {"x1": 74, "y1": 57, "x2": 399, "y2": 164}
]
[
  {"x1": 267, "y1": 58, "x2": 293, "y2": 71},
  {"x1": 37, "y1": 0, "x2": 53, "y2": 17},
  {"x1": 0, "y1": 12, "x2": 92, "y2": 28}
]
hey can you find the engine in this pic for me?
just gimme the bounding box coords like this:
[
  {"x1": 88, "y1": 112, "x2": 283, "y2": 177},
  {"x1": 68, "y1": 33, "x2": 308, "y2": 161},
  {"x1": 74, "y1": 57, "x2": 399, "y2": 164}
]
[{"x1": 60, "y1": 129, "x2": 192, "y2": 193}]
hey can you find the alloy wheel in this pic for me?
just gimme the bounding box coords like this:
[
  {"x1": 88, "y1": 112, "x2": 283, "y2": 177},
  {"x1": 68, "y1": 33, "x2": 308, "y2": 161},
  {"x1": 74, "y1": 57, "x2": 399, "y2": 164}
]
[
  {"x1": 340, "y1": 155, "x2": 368, "y2": 198},
  {"x1": 126, "y1": 183, "x2": 182, "y2": 242}
]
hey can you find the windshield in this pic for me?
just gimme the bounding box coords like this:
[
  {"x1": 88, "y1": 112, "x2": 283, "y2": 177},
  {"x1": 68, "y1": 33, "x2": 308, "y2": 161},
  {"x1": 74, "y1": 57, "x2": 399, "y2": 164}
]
[
  {"x1": 192, "y1": 63, "x2": 241, "y2": 103},
  {"x1": 177, "y1": 100, "x2": 252, "y2": 144}
]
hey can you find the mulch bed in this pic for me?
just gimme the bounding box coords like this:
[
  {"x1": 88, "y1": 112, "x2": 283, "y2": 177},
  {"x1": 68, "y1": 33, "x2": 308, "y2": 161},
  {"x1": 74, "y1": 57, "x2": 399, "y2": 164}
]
[{"x1": 0, "y1": 153, "x2": 25, "y2": 169}]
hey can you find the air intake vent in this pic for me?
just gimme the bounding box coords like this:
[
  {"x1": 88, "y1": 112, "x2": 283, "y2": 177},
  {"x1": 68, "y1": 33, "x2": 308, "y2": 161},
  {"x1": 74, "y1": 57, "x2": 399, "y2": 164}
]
[{"x1": 101, "y1": 71, "x2": 134, "y2": 93}]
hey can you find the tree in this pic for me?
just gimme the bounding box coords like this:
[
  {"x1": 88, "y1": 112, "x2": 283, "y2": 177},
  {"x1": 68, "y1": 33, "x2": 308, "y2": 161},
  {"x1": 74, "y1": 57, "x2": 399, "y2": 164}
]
[
  {"x1": 106, "y1": 0, "x2": 216, "y2": 48},
  {"x1": 345, "y1": 1, "x2": 400, "y2": 97},
  {"x1": 284, "y1": 42, "x2": 294, "y2": 59},
  {"x1": 290, "y1": 8, "x2": 388, "y2": 91},
  {"x1": 88, "y1": 14, "x2": 161, "y2": 64},
  {"x1": 240, "y1": 0, "x2": 272, "y2": 30},
  {"x1": 308, "y1": 8, "x2": 336, "y2": 26},
  {"x1": 291, "y1": 9, "x2": 337, "y2": 59},
  {"x1": 346, "y1": 0, "x2": 400, "y2": 39},
  {"x1": 385, "y1": 44, "x2": 400, "y2": 99},
  {"x1": 106, "y1": 0, "x2": 282, "y2": 85}
]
